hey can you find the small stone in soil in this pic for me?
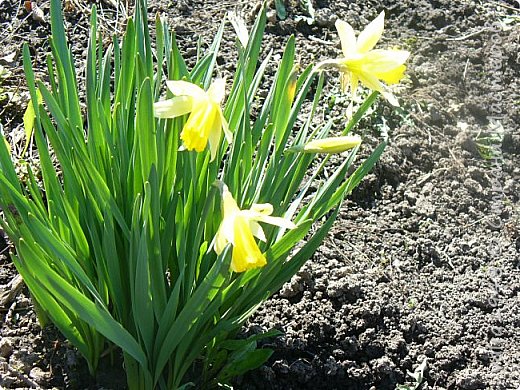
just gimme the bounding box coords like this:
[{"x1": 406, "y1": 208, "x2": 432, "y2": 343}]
[{"x1": 0, "y1": 337, "x2": 13, "y2": 358}]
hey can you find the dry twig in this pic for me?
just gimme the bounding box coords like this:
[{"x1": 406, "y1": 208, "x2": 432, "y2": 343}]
[{"x1": 0, "y1": 274, "x2": 24, "y2": 310}]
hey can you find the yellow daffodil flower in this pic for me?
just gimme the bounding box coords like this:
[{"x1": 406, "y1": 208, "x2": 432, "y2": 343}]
[
  {"x1": 320, "y1": 12, "x2": 409, "y2": 106},
  {"x1": 154, "y1": 79, "x2": 232, "y2": 160},
  {"x1": 214, "y1": 185, "x2": 296, "y2": 273},
  {"x1": 303, "y1": 135, "x2": 362, "y2": 154}
]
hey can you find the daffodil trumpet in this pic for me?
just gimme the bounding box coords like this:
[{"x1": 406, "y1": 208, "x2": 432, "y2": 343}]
[
  {"x1": 154, "y1": 78, "x2": 233, "y2": 161},
  {"x1": 315, "y1": 11, "x2": 409, "y2": 106},
  {"x1": 214, "y1": 184, "x2": 296, "y2": 273}
]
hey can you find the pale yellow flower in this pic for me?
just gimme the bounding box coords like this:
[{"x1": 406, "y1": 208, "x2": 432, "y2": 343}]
[
  {"x1": 303, "y1": 135, "x2": 362, "y2": 154},
  {"x1": 333, "y1": 11, "x2": 409, "y2": 106},
  {"x1": 214, "y1": 185, "x2": 296, "y2": 273},
  {"x1": 154, "y1": 79, "x2": 232, "y2": 160}
]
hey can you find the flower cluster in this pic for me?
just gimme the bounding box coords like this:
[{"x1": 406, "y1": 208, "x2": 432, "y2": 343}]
[
  {"x1": 1, "y1": 2, "x2": 416, "y2": 387},
  {"x1": 154, "y1": 11, "x2": 409, "y2": 273}
]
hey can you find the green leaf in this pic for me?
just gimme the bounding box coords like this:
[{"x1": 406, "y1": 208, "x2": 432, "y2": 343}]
[
  {"x1": 49, "y1": 0, "x2": 82, "y2": 132},
  {"x1": 218, "y1": 348, "x2": 274, "y2": 382},
  {"x1": 17, "y1": 238, "x2": 147, "y2": 367},
  {"x1": 219, "y1": 329, "x2": 282, "y2": 351},
  {"x1": 274, "y1": 0, "x2": 287, "y2": 20},
  {"x1": 153, "y1": 247, "x2": 231, "y2": 384},
  {"x1": 135, "y1": 77, "x2": 157, "y2": 186}
]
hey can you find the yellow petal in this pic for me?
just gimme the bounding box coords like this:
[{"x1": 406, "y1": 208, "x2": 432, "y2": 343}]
[
  {"x1": 214, "y1": 224, "x2": 229, "y2": 255},
  {"x1": 361, "y1": 49, "x2": 410, "y2": 74},
  {"x1": 153, "y1": 96, "x2": 193, "y2": 118},
  {"x1": 215, "y1": 185, "x2": 240, "y2": 254},
  {"x1": 249, "y1": 220, "x2": 266, "y2": 242},
  {"x1": 166, "y1": 80, "x2": 205, "y2": 99},
  {"x1": 358, "y1": 70, "x2": 400, "y2": 106},
  {"x1": 356, "y1": 11, "x2": 385, "y2": 53},
  {"x1": 215, "y1": 211, "x2": 237, "y2": 253},
  {"x1": 303, "y1": 135, "x2": 362, "y2": 154},
  {"x1": 207, "y1": 78, "x2": 226, "y2": 104},
  {"x1": 230, "y1": 215, "x2": 267, "y2": 273},
  {"x1": 255, "y1": 215, "x2": 297, "y2": 230},
  {"x1": 357, "y1": 72, "x2": 385, "y2": 93},
  {"x1": 242, "y1": 205, "x2": 296, "y2": 232},
  {"x1": 249, "y1": 203, "x2": 274, "y2": 216},
  {"x1": 335, "y1": 19, "x2": 357, "y2": 58},
  {"x1": 222, "y1": 185, "x2": 240, "y2": 216},
  {"x1": 380, "y1": 90, "x2": 400, "y2": 107}
]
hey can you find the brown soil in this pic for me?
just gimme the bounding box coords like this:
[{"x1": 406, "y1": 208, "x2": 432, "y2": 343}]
[{"x1": 0, "y1": 0, "x2": 519, "y2": 389}]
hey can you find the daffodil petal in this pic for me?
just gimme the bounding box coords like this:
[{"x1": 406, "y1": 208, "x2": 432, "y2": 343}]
[
  {"x1": 335, "y1": 19, "x2": 357, "y2": 58},
  {"x1": 223, "y1": 215, "x2": 237, "y2": 243},
  {"x1": 207, "y1": 78, "x2": 226, "y2": 104},
  {"x1": 356, "y1": 11, "x2": 385, "y2": 53},
  {"x1": 256, "y1": 215, "x2": 296, "y2": 230},
  {"x1": 249, "y1": 221, "x2": 266, "y2": 242},
  {"x1": 166, "y1": 80, "x2": 205, "y2": 99},
  {"x1": 249, "y1": 203, "x2": 274, "y2": 216},
  {"x1": 214, "y1": 225, "x2": 228, "y2": 254},
  {"x1": 214, "y1": 186, "x2": 242, "y2": 255},
  {"x1": 214, "y1": 208, "x2": 237, "y2": 254},
  {"x1": 153, "y1": 96, "x2": 192, "y2": 118},
  {"x1": 242, "y1": 204, "x2": 295, "y2": 230},
  {"x1": 222, "y1": 185, "x2": 241, "y2": 215},
  {"x1": 359, "y1": 72, "x2": 400, "y2": 106},
  {"x1": 358, "y1": 71, "x2": 400, "y2": 106},
  {"x1": 361, "y1": 49, "x2": 410, "y2": 73},
  {"x1": 357, "y1": 72, "x2": 385, "y2": 93},
  {"x1": 220, "y1": 111, "x2": 233, "y2": 144},
  {"x1": 381, "y1": 90, "x2": 400, "y2": 107}
]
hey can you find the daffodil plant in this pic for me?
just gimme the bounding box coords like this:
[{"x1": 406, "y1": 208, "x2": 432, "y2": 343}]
[{"x1": 0, "y1": 1, "x2": 408, "y2": 388}]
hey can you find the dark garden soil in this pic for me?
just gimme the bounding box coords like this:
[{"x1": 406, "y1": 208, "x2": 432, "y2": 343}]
[{"x1": 1, "y1": 0, "x2": 519, "y2": 389}]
